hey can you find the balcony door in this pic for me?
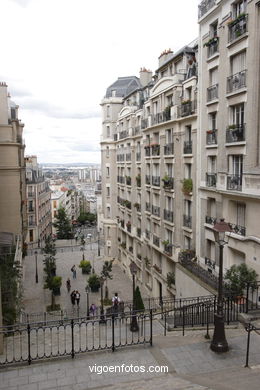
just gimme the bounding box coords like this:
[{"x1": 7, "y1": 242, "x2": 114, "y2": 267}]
[{"x1": 231, "y1": 103, "x2": 244, "y2": 126}]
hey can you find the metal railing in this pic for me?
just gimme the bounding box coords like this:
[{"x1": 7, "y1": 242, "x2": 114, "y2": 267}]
[
  {"x1": 207, "y1": 40, "x2": 218, "y2": 57},
  {"x1": 183, "y1": 140, "x2": 192, "y2": 154},
  {"x1": 183, "y1": 214, "x2": 192, "y2": 228},
  {"x1": 206, "y1": 130, "x2": 217, "y2": 145},
  {"x1": 178, "y1": 100, "x2": 197, "y2": 118},
  {"x1": 136, "y1": 152, "x2": 141, "y2": 161},
  {"x1": 151, "y1": 145, "x2": 160, "y2": 156},
  {"x1": 228, "y1": 222, "x2": 246, "y2": 236},
  {"x1": 228, "y1": 14, "x2": 248, "y2": 43},
  {"x1": 119, "y1": 130, "x2": 129, "y2": 139},
  {"x1": 145, "y1": 147, "x2": 151, "y2": 157},
  {"x1": 226, "y1": 124, "x2": 245, "y2": 143},
  {"x1": 164, "y1": 209, "x2": 173, "y2": 223},
  {"x1": 163, "y1": 177, "x2": 174, "y2": 190},
  {"x1": 205, "y1": 215, "x2": 217, "y2": 225},
  {"x1": 164, "y1": 142, "x2": 174, "y2": 155},
  {"x1": 207, "y1": 84, "x2": 218, "y2": 101},
  {"x1": 227, "y1": 174, "x2": 242, "y2": 191},
  {"x1": 145, "y1": 175, "x2": 151, "y2": 185},
  {"x1": 206, "y1": 173, "x2": 217, "y2": 187},
  {"x1": 152, "y1": 176, "x2": 160, "y2": 187},
  {"x1": 152, "y1": 205, "x2": 160, "y2": 217},
  {"x1": 198, "y1": 0, "x2": 216, "y2": 18},
  {"x1": 145, "y1": 202, "x2": 151, "y2": 212},
  {"x1": 227, "y1": 70, "x2": 246, "y2": 93},
  {"x1": 125, "y1": 153, "x2": 131, "y2": 161},
  {"x1": 153, "y1": 234, "x2": 160, "y2": 247}
]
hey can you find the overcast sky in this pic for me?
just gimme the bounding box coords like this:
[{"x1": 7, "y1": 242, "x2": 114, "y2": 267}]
[{"x1": 0, "y1": 0, "x2": 200, "y2": 164}]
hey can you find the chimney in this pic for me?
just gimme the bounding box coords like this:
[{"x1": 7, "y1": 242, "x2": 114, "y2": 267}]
[
  {"x1": 139, "y1": 67, "x2": 153, "y2": 87},
  {"x1": 158, "y1": 49, "x2": 173, "y2": 67},
  {"x1": 0, "y1": 82, "x2": 9, "y2": 125}
]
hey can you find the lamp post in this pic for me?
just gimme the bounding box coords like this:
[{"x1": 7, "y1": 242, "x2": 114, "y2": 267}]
[
  {"x1": 130, "y1": 262, "x2": 139, "y2": 332},
  {"x1": 34, "y1": 250, "x2": 38, "y2": 284},
  {"x1": 85, "y1": 285, "x2": 90, "y2": 320},
  {"x1": 97, "y1": 230, "x2": 100, "y2": 257},
  {"x1": 210, "y1": 218, "x2": 232, "y2": 353},
  {"x1": 99, "y1": 277, "x2": 106, "y2": 323}
]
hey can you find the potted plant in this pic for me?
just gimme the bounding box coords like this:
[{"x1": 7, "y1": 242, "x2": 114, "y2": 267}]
[
  {"x1": 52, "y1": 276, "x2": 62, "y2": 296},
  {"x1": 88, "y1": 274, "x2": 101, "y2": 292},
  {"x1": 162, "y1": 239, "x2": 170, "y2": 246},
  {"x1": 181, "y1": 99, "x2": 191, "y2": 105},
  {"x1": 79, "y1": 260, "x2": 92, "y2": 274},
  {"x1": 182, "y1": 178, "x2": 193, "y2": 195}
]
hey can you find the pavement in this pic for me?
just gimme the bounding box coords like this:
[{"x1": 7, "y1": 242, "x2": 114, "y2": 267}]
[{"x1": 0, "y1": 326, "x2": 260, "y2": 390}]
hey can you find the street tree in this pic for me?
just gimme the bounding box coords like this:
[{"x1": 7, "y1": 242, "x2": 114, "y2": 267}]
[
  {"x1": 53, "y1": 207, "x2": 73, "y2": 239},
  {"x1": 224, "y1": 263, "x2": 258, "y2": 297},
  {"x1": 100, "y1": 260, "x2": 113, "y2": 299},
  {"x1": 43, "y1": 237, "x2": 61, "y2": 310}
]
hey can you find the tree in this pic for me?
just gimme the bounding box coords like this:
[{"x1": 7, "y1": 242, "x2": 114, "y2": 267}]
[
  {"x1": 100, "y1": 260, "x2": 113, "y2": 299},
  {"x1": 134, "y1": 286, "x2": 145, "y2": 311},
  {"x1": 224, "y1": 263, "x2": 258, "y2": 297},
  {"x1": 0, "y1": 249, "x2": 22, "y2": 325},
  {"x1": 43, "y1": 237, "x2": 60, "y2": 310},
  {"x1": 77, "y1": 212, "x2": 97, "y2": 225},
  {"x1": 53, "y1": 207, "x2": 73, "y2": 239}
]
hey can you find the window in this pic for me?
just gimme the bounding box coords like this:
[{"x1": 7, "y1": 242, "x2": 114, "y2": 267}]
[
  {"x1": 107, "y1": 227, "x2": 110, "y2": 238},
  {"x1": 106, "y1": 147, "x2": 110, "y2": 157},
  {"x1": 210, "y1": 21, "x2": 218, "y2": 37},
  {"x1": 166, "y1": 163, "x2": 173, "y2": 177},
  {"x1": 29, "y1": 230, "x2": 34, "y2": 242},
  {"x1": 209, "y1": 112, "x2": 217, "y2": 130},
  {"x1": 233, "y1": 0, "x2": 247, "y2": 18},
  {"x1": 185, "y1": 125, "x2": 192, "y2": 141},
  {"x1": 106, "y1": 206, "x2": 111, "y2": 218},
  {"x1": 231, "y1": 103, "x2": 244, "y2": 125},
  {"x1": 29, "y1": 200, "x2": 33, "y2": 212},
  {"x1": 106, "y1": 187, "x2": 110, "y2": 197},
  {"x1": 231, "y1": 51, "x2": 246, "y2": 75},
  {"x1": 236, "y1": 202, "x2": 246, "y2": 227},
  {"x1": 208, "y1": 156, "x2": 217, "y2": 173},
  {"x1": 106, "y1": 167, "x2": 110, "y2": 177},
  {"x1": 229, "y1": 155, "x2": 243, "y2": 176},
  {"x1": 184, "y1": 163, "x2": 191, "y2": 179},
  {"x1": 209, "y1": 67, "x2": 218, "y2": 86},
  {"x1": 184, "y1": 236, "x2": 191, "y2": 250},
  {"x1": 106, "y1": 105, "x2": 110, "y2": 118},
  {"x1": 166, "y1": 129, "x2": 173, "y2": 143}
]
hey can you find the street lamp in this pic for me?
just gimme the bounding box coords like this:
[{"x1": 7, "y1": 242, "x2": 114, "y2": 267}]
[
  {"x1": 34, "y1": 250, "x2": 38, "y2": 284},
  {"x1": 130, "y1": 262, "x2": 139, "y2": 332},
  {"x1": 97, "y1": 230, "x2": 100, "y2": 257},
  {"x1": 85, "y1": 285, "x2": 90, "y2": 320},
  {"x1": 210, "y1": 218, "x2": 232, "y2": 353},
  {"x1": 99, "y1": 276, "x2": 106, "y2": 324}
]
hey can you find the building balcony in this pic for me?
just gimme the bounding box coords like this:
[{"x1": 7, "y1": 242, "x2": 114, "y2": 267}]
[
  {"x1": 141, "y1": 118, "x2": 148, "y2": 129},
  {"x1": 28, "y1": 221, "x2": 36, "y2": 227},
  {"x1": 153, "y1": 264, "x2": 162, "y2": 274},
  {"x1": 128, "y1": 245, "x2": 133, "y2": 253},
  {"x1": 136, "y1": 152, "x2": 141, "y2": 161},
  {"x1": 28, "y1": 207, "x2": 35, "y2": 213},
  {"x1": 134, "y1": 202, "x2": 141, "y2": 212},
  {"x1": 227, "y1": 70, "x2": 246, "y2": 93},
  {"x1": 206, "y1": 130, "x2": 217, "y2": 145},
  {"x1": 126, "y1": 224, "x2": 132, "y2": 233},
  {"x1": 125, "y1": 153, "x2": 131, "y2": 161},
  {"x1": 117, "y1": 176, "x2": 125, "y2": 184},
  {"x1": 145, "y1": 175, "x2": 151, "y2": 185},
  {"x1": 120, "y1": 220, "x2": 125, "y2": 228},
  {"x1": 207, "y1": 38, "x2": 219, "y2": 57},
  {"x1": 114, "y1": 134, "x2": 118, "y2": 141},
  {"x1": 183, "y1": 214, "x2": 192, "y2": 228},
  {"x1": 133, "y1": 126, "x2": 141, "y2": 136},
  {"x1": 125, "y1": 176, "x2": 132, "y2": 185},
  {"x1": 116, "y1": 154, "x2": 125, "y2": 162},
  {"x1": 162, "y1": 177, "x2": 174, "y2": 190},
  {"x1": 205, "y1": 257, "x2": 216, "y2": 271},
  {"x1": 178, "y1": 100, "x2": 197, "y2": 118},
  {"x1": 207, "y1": 84, "x2": 218, "y2": 101},
  {"x1": 28, "y1": 192, "x2": 35, "y2": 198},
  {"x1": 164, "y1": 209, "x2": 173, "y2": 223},
  {"x1": 145, "y1": 229, "x2": 150, "y2": 239},
  {"x1": 151, "y1": 144, "x2": 160, "y2": 156},
  {"x1": 119, "y1": 130, "x2": 129, "y2": 140},
  {"x1": 125, "y1": 200, "x2": 132, "y2": 210},
  {"x1": 164, "y1": 242, "x2": 173, "y2": 256},
  {"x1": 206, "y1": 172, "x2": 217, "y2": 187},
  {"x1": 205, "y1": 215, "x2": 217, "y2": 225},
  {"x1": 153, "y1": 234, "x2": 160, "y2": 247},
  {"x1": 164, "y1": 142, "x2": 174, "y2": 155},
  {"x1": 228, "y1": 222, "x2": 246, "y2": 236},
  {"x1": 145, "y1": 202, "x2": 151, "y2": 212},
  {"x1": 228, "y1": 14, "x2": 248, "y2": 43},
  {"x1": 183, "y1": 140, "x2": 192, "y2": 154},
  {"x1": 151, "y1": 110, "x2": 171, "y2": 125},
  {"x1": 198, "y1": 0, "x2": 216, "y2": 18},
  {"x1": 144, "y1": 146, "x2": 151, "y2": 156},
  {"x1": 152, "y1": 175, "x2": 160, "y2": 187},
  {"x1": 152, "y1": 205, "x2": 160, "y2": 217},
  {"x1": 226, "y1": 124, "x2": 245, "y2": 143},
  {"x1": 227, "y1": 174, "x2": 242, "y2": 191}
]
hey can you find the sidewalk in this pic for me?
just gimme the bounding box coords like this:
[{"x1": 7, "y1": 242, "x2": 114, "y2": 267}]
[{"x1": 0, "y1": 327, "x2": 260, "y2": 390}]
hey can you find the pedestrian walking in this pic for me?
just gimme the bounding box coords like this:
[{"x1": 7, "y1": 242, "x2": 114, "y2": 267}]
[
  {"x1": 66, "y1": 278, "x2": 71, "y2": 292},
  {"x1": 70, "y1": 290, "x2": 76, "y2": 305},
  {"x1": 90, "y1": 303, "x2": 97, "y2": 317},
  {"x1": 112, "y1": 293, "x2": 120, "y2": 316},
  {"x1": 71, "y1": 265, "x2": 77, "y2": 279},
  {"x1": 75, "y1": 290, "x2": 81, "y2": 306}
]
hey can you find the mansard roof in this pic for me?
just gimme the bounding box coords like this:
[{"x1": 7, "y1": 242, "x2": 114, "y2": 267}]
[{"x1": 105, "y1": 76, "x2": 142, "y2": 98}]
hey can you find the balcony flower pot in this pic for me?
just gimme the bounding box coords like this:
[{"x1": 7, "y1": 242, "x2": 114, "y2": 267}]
[
  {"x1": 79, "y1": 260, "x2": 92, "y2": 275},
  {"x1": 52, "y1": 276, "x2": 62, "y2": 296},
  {"x1": 182, "y1": 178, "x2": 193, "y2": 195},
  {"x1": 88, "y1": 274, "x2": 101, "y2": 293}
]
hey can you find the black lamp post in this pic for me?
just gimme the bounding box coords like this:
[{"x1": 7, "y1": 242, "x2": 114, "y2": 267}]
[
  {"x1": 85, "y1": 285, "x2": 90, "y2": 320},
  {"x1": 99, "y1": 277, "x2": 106, "y2": 323},
  {"x1": 97, "y1": 230, "x2": 100, "y2": 257},
  {"x1": 210, "y1": 218, "x2": 232, "y2": 353},
  {"x1": 34, "y1": 250, "x2": 38, "y2": 284},
  {"x1": 130, "y1": 262, "x2": 139, "y2": 332}
]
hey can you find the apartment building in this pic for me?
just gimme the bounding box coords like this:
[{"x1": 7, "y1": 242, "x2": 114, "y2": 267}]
[
  {"x1": 25, "y1": 155, "x2": 52, "y2": 245},
  {"x1": 101, "y1": 44, "x2": 205, "y2": 299},
  {"x1": 197, "y1": 0, "x2": 260, "y2": 281},
  {"x1": 51, "y1": 190, "x2": 66, "y2": 236}
]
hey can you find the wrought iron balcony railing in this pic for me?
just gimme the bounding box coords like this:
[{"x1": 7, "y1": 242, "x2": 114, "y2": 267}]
[
  {"x1": 205, "y1": 215, "x2": 217, "y2": 225},
  {"x1": 145, "y1": 146, "x2": 151, "y2": 156},
  {"x1": 206, "y1": 173, "x2": 217, "y2": 187},
  {"x1": 125, "y1": 153, "x2": 131, "y2": 161},
  {"x1": 152, "y1": 176, "x2": 160, "y2": 187},
  {"x1": 145, "y1": 229, "x2": 150, "y2": 239},
  {"x1": 227, "y1": 70, "x2": 246, "y2": 93},
  {"x1": 137, "y1": 228, "x2": 141, "y2": 238},
  {"x1": 151, "y1": 110, "x2": 171, "y2": 125},
  {"x1": 183, "y1": 214, "x2": 192, "y2": 228},
  {"x1": 136, "y1": 152, "x2": 141, "y2": 161},
  {"x1": 141, "y1": 118, "x2": 148, "y2": 129},
  {"x1": 145, "y1": 202, "x2": 151, "y2": 212},
  {"x1": 133, "y1": 126, "x2": 141, "y2": 136},
  {"x1": 163, "y1": 177, "x2": 174, "y2": 190},
  {"x1": 205, "y1": 257, "x2": 216, "y2": 271},
  {"x1": 125, "y1": 177, "x2": 131, "y2": 186},
  {"x1": 119, "y1": 130, "x2": 129, "y2": 140},
  {"x1": 183, "y1": 140, "x2": 192, "y2": 154},
  {"x1": 164, "y1": 142, "x2": 174, "y2": 155},
  {"x1": 227, "y1": 174, "x2": 242, "y2": 191},
  {"x1": 207, "y1": 84, "x2": 218, "y2": 101},
  {"x1": 198, "y1": 0, "x2": 216, "y2": 19},
  {"x1": 226, "y1": 124, "x2": 245, "y2": 143},
  {"x1": 164, "y1": 243, "x2": 173, "y2": 256},
  {"x1": 228, "y1": 222, "x2": 246, "y2": 236},
  {"x1": 164, "y1": 209, "x2": 174, "y2": 223},
  {"x1": 151, "y1": 144, "x2": 160, "y2": 156},
  {"x1": 228, "y1": 14, "x2": 248, "y2": 43},
  {"x1": 145, "y1": 175, "x2": 151, "y2": 185},
  {"x1": 153, "y1": 235, "x2": 160, "y2": 247},
  {"x1": 178, "y1": 100, "x2": 197, "y2": 118},
  {"x1": 152, "y1": 205, "x2": 160, "y2": 217},
  {"x1": 206, "y1": 130, "x2": 217, "y2": 145},
  {"x1": 207, "y1": 40, "x2": 219, "y2": 57}
]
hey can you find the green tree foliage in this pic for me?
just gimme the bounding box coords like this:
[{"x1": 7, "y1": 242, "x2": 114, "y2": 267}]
[
  {"x1": 0, "y1": 249, "x2": 22, "y2": 325},
  {"x1": 77, "y1": 212, "x2": 97, "y2": 225},
  {"x1": 224, "y1": 263, "x2": 258, "y2": 296},
  {"x1": 101, "y1": 260, "x2": 113, "y2": 299},
  {"x1": 134, "y1": 286, "x2": 145, "y2": 311},
  {"x1": 43, "y1": 237, "x2": 61, "y2": 309},
  {"x1": 53, "y1": 207, "x2": 73, "y2": 239}
]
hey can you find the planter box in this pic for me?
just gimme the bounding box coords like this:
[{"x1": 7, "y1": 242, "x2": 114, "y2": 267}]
[
  {"x1": 82, "y1": 268, "x2": 91, "y2": 275},
  {"x1": 90, "y1": 286, "x2": 100, "y2": 293},
  {"x1": 53, "y1": 287, "x2": 61, "y2": 296}
]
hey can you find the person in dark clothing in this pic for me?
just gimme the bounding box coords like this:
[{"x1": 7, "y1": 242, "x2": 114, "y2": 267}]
[
  {"x1": 70, "y1": 290, "x2": 76, "y2": 305},
  {"x1": 75, "y1": 290, "x2": 81, "y2": 306}
]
